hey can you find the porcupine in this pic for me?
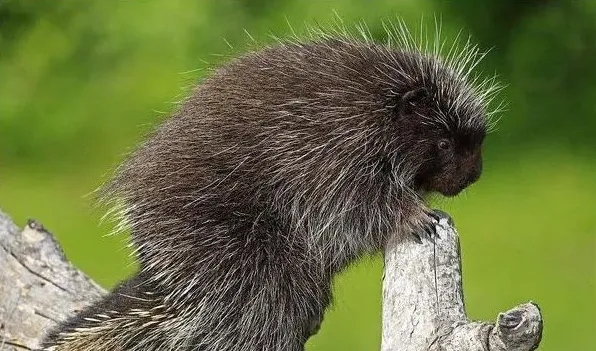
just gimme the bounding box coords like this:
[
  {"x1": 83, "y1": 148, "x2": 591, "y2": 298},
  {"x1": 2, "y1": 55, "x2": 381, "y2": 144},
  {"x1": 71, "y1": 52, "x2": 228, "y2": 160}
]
[{"x1": 41, "y1": 22, "x2": 501, "y2": 351}]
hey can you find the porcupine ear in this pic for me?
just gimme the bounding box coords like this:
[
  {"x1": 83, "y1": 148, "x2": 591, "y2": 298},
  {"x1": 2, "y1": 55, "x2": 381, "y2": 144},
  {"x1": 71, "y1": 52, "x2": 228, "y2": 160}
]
[{"x1": 399, "y1": 87, "x2": 430, "y2": 116}]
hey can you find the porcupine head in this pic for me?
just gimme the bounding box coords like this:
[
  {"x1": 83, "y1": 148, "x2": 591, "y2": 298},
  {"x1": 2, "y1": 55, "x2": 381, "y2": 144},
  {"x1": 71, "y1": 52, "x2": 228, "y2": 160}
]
[{"x1": 42, "y1": 19, "x2": 502, "y2": 351}]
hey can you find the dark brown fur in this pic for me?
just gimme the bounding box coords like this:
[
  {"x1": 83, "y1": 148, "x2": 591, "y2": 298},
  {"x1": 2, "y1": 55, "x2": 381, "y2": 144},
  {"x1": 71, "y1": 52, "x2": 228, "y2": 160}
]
[{"x1": 42, "y1": 35, "x2": 496, "y2": 351}]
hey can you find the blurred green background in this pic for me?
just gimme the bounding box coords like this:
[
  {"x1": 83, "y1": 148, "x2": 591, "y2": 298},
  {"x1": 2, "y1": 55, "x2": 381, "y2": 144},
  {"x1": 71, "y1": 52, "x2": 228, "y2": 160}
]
[{"x1": 1, "y1": 0, "x2": 594, "y2": 350}]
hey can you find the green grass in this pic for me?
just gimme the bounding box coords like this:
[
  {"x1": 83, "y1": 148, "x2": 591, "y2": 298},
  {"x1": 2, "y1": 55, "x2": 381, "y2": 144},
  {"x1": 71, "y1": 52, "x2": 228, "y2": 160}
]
[{"x1": 1, "y1": 148, "x2": 593, "y2": 350}]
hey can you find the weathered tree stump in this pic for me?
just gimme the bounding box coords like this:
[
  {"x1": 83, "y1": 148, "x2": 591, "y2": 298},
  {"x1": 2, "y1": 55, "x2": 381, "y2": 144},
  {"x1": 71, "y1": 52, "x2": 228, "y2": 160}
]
[{"x1": 0, "y1": 209, "x2": 543, "y2": 350}]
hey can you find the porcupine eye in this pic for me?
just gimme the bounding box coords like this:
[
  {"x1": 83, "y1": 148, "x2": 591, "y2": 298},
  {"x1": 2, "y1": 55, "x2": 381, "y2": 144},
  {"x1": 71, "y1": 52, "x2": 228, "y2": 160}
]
[{"x1": 437, "y1": 139, "x2": 452, "y2": 150}]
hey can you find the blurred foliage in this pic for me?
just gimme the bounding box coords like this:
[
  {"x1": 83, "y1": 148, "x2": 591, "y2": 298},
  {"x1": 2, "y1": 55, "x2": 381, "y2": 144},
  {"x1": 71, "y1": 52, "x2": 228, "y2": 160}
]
[{"x1": 0, "y1": 1, "x2": 594, "y2": 350}]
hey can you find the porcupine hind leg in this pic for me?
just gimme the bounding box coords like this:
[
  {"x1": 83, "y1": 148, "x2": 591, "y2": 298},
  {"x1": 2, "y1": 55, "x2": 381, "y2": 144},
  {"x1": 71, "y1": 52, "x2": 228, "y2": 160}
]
[
  {"x1": 172, "y1": 220, "x2": 332, "y2": 351},
  {"x1": 42, "y1": 225, "x2": 330, "y2": 350}
]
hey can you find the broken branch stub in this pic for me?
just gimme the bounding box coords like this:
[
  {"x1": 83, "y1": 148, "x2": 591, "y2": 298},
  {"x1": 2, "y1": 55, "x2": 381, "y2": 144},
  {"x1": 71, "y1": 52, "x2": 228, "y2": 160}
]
[{"x1": 0, "y1": 211, "x2": 105, "y2": 350}]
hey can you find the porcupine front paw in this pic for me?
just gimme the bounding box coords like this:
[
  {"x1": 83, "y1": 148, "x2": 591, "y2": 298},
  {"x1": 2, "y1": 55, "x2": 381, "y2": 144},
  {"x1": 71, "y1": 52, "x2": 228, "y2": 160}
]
[{"x1": 411, "y1": 209, "x2": 448, "y2": 243}]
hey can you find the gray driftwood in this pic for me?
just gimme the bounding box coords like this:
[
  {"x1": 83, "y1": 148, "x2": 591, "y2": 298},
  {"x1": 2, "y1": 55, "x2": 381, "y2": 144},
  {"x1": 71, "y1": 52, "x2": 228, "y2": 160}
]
[{"x1": 0, "y1": 208, "x2": 542, "y2": 350}]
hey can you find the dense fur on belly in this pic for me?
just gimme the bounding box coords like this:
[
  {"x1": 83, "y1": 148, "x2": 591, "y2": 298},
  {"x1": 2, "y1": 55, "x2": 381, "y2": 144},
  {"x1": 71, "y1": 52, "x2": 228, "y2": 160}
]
[{"x1": 41, "y1": 21, "x2": 501, "y2": 351}]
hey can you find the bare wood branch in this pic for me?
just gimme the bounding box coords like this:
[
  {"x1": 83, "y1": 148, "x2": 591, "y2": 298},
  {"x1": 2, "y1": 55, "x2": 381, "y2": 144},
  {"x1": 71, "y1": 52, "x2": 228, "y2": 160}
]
[
  {"x1": 0, "y1": 209, "x2": 542, "y2": 350},
  {"x1": 382, "y1": 210, "x2": 543, "y2": 351},
  {"x1": 0, "y1": 210, "x2": 106, "y2": 350}
]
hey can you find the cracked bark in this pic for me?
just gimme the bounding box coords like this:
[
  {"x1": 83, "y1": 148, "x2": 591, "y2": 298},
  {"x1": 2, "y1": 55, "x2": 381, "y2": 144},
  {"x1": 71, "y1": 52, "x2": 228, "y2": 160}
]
[{"x1": 0, "y1": 209, "x2": 542, "y2": 350}]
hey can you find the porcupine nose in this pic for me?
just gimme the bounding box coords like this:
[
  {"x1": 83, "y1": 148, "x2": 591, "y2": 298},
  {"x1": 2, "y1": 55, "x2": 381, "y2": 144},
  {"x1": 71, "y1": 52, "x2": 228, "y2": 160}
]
[{"x1": 465, "y1": 156, "x2": 483, "y2": 187}]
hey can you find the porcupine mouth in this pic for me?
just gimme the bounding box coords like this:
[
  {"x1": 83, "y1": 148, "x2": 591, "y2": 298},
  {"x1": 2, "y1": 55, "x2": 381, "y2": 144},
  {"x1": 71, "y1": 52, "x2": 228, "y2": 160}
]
[
  {"x1": 417, "y1": 181, "x2": 465, "y2": 198},
  {"x1": 441, "y1": 173, "x2": 481, "y2": 197}
]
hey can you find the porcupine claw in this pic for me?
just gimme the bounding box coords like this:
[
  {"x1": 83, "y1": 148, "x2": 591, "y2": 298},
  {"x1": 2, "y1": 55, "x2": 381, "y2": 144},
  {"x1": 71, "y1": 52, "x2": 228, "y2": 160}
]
[
  {"x1": 411, "y1": 231, "x2": 424, "y2": 244},
  {"x1": 427, "y1": 209, "x2": 453, "y2": 226},
  {"x1": 422, "y1": 218, "x2": 438, "y2": 240},
  {"x1": 412, "y1": 209, "x2": 445, "y2": 243},
  {"x1": 426, "y1": 209, "x2": 443, "y2": 223},
  {"x1": 411, "y1": 221, "x2": 435, "y2": 244}
]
